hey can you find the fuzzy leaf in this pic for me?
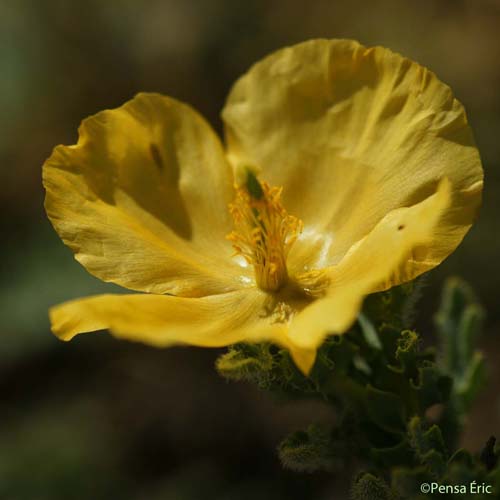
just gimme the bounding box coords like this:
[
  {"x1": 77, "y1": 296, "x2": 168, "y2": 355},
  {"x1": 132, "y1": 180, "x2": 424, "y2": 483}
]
[
  {"x1": 351, "y1": 473, "x2": 398, "y2": 500},
  {"x1": 408, "y1": 417, "x2": 447, "y2": 477},
  {"x1": 278, "y1": 425, "x2": 335, "y2": 473},
  {"x1": 412, "y1": 363, "x2": 452, "y2": 410},
  {"x1": 365, "y1": 385, "x2": 406, "y2": 433}
]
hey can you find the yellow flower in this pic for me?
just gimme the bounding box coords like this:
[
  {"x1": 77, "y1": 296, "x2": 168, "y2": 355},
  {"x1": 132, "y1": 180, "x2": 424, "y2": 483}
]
[{"x1": 43, "y1": 39, "x2": 483, "y2": 375}]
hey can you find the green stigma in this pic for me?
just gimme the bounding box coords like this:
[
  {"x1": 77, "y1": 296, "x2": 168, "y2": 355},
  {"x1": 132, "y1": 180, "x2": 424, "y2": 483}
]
[{"x1": 245, "y1": 169, "x2": 264, "y2": 200}]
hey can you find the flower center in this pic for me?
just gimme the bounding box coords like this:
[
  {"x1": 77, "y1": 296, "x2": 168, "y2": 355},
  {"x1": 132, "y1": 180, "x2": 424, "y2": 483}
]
[{"x1": 227, "y1": 169, "x2": 303, "y2": 292}]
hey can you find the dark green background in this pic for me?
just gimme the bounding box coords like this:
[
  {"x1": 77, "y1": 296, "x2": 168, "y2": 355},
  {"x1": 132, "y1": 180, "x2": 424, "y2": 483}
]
[{"x1": 1, "y1": 1, "x2": 499, "y2": 498}]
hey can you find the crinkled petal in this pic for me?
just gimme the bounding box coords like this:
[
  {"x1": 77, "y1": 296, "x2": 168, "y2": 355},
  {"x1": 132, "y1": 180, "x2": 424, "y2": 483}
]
[
  {"x1": 50, "y1": 289, "x2": 320, "y2": 375},
  {"x1": 44, "y1": 93, "x2": 249, "y2": 296},
  {"x1": 50, "y1": 289, "x2": 287, "y2": 348},
  {"x1": 222, "y1": 39, "x2": 483, "y2": 282},
  {"x1": 289, "y1": 178, "x2": 451, "y2": 351}
]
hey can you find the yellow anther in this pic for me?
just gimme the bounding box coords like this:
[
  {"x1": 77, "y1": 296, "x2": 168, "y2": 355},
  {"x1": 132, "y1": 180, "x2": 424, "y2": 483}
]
[{"x1": 227, "y1": 171, "x2": 303, "y2": 292}]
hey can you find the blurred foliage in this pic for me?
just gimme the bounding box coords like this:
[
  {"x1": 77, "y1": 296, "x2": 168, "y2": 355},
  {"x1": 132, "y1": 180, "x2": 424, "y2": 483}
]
[
  {"x1": 218, "y1": 278, "x2": 498, "y2": 499},
  {"x1": 1, "y1": 0, "x2": 499, "y2": 498}
]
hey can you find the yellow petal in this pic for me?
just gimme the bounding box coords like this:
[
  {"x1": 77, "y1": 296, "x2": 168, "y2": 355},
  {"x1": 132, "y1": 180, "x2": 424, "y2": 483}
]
[
  {"x1": 44, "y1": 93, "x2": 249, "y2": 296},
  {"x1": 287, "y1": 347, "x2": 318, "y2": 376},
  {"x1": 50, "y1": 289, "x2": 287, "y2": 348},
  {"x1": 50, "y1": 289, "x2": 321, "y2": 375},
  {"x1": 222, "y1": 39, "x2": 483, "y2": 282},
  {"x1": 289, "y1": 178, "x2": 451, "y2": 350}
]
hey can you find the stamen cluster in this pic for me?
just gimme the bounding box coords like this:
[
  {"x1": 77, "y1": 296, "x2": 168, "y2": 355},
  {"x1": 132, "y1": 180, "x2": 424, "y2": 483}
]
[{"x1": 227, "y1": 177, "x2": 303, "y2": 292}]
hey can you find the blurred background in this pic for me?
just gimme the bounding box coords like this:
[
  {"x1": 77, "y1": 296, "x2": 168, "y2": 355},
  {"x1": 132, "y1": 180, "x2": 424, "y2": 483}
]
[{"x1": 1, "y1": 0, "x2": 499, "y2": 498}]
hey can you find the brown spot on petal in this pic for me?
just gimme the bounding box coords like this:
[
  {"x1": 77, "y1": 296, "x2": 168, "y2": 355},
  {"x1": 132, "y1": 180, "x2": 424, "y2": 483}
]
[{"x1": 149, "y1": 143, "x2": 164, "y2": 171}]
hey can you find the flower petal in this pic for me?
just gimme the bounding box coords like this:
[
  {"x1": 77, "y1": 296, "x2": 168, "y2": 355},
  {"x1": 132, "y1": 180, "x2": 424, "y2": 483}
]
[
  {"x1": 44, "y1": 93, "x2": 248, "y2": 296},
  {"x1": 50, "y1": 289, "x2": 321, "y2": 375},
  {"x1": 289, "y1": 178, "x2": 451, "y2": 350},
  {"x1": 288, "y1": 347, "x2": 318, "y2": 377},
  {"x1": 222, "y1": 39, "x2": 483, "y2": 281},
  {"x1": 50, "y1": 289, "x2": 287, "y2": 348}
]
